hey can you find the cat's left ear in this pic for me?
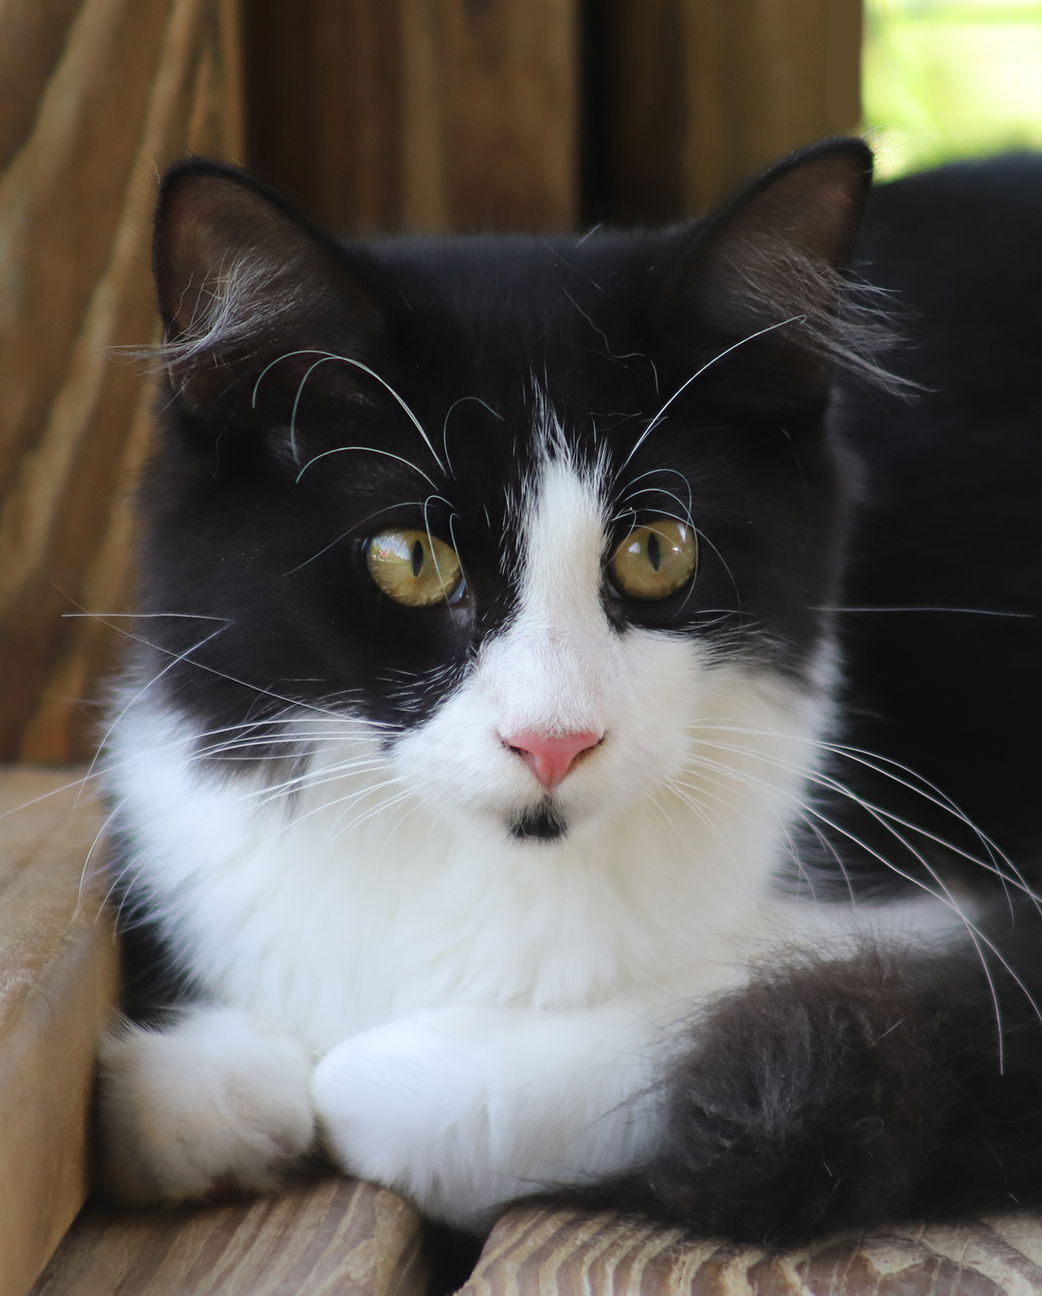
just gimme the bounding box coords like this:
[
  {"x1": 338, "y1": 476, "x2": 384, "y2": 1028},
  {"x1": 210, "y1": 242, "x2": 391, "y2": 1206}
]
[
  {"x1": 663, "y1": 139, "x2": 876, "y2": 409},
  {"x1": 153, "y1": 161, "x2": 385, "y2": 409}
]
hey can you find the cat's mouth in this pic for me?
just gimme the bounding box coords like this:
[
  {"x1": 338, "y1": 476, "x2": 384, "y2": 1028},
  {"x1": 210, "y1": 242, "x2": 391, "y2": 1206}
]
[{"x1": 507, "y1": 804, "x2": 568, "y2": 843}]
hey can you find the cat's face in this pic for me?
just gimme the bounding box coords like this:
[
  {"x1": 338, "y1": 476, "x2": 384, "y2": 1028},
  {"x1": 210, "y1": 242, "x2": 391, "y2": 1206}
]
[{"x1": 133, "y1": 144, "x2": 874, "y2": 844}]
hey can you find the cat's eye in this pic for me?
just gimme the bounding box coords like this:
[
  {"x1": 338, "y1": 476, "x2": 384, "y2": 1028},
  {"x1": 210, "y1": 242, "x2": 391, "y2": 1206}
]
[
  {"x1": 365, "y1": 529, "x2": 463, "y2": 607},
  {"x1": 609, "y1": 518, "x2": 698, "y2": 601}
]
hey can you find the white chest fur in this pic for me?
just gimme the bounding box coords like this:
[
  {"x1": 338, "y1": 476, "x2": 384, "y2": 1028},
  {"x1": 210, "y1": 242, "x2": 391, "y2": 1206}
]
[{"x1": 109, "y1": 660, "x2": 828, "y2": 1056}]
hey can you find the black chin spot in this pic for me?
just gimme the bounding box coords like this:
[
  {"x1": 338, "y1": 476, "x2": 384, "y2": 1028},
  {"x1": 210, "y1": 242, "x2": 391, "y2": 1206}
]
[{"x1": 508, "y1": 805, "x2": 567, "y2": 842}]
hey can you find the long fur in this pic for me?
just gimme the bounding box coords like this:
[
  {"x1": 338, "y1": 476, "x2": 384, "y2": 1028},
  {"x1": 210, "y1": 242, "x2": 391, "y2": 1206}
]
[{"x1": 96, "y1": 142, "x2": 1042, "y2": 1242}]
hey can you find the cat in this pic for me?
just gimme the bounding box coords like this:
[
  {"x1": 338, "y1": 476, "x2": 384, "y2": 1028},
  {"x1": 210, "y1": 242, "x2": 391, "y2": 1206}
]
[{"x1": 96, "y1": 138, "x2": 1042, "y2": 1245}]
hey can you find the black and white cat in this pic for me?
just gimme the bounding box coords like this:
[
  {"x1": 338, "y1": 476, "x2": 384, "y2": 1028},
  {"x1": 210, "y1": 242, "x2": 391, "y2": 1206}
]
[{"x1": 98, "y1": 140, "x2": 1042, "y2": 1243}]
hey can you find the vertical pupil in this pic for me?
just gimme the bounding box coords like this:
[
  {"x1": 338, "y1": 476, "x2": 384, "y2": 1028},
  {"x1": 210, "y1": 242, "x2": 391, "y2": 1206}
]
[
  {"x1": 411, "y1": 540, "x2": 424, "y2": 577},
  {"x1": 647, "y1": 531, "x2": 661, "y2": 571}
]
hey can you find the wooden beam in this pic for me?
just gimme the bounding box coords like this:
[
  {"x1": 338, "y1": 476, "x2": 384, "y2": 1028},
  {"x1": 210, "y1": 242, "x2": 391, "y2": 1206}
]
[
  {"x1": 459, "y1": 1203, "x2": 1042, "y2": 1295},
  {"x1": 0, "y1": 0, "x2": 244, "y2": 764},
  {"x1": 588, "y1": 0, "x2": 864, "y2": 222},
  {"x1": 0, "y1": 769, "x2": 118, "y2": 1296},
  {"x1": 30, "y1": 1177, "x2": 429, "y2": 1296},
  {"x1": 243, "y1": 0, "x2": 579, "y2": 234}
]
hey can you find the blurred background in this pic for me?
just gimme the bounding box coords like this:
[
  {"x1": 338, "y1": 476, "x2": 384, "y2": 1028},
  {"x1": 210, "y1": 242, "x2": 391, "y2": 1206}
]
[
  {"x1": 864, "y1": 0, "x2": 1042, "y2": 174},
  {"x1": 3, "y1": 0, "x2": 1040, "y2": 766}
]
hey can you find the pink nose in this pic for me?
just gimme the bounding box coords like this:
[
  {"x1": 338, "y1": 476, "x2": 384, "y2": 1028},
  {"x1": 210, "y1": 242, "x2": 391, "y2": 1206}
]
[{"x1": 502, "y1": 729, "x2": 601, "y2": 791}]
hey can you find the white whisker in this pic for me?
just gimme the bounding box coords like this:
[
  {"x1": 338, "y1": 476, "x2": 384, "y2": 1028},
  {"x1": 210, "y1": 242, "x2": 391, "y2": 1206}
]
[
  {"x1": 295, "y1": 444, "x2": 442, "y2": 491},
  {"x1": 252, "y1": 348, "x2": 447, "y2": 474},
  {"x1": 615, "y1": 316, "x2": 807, "y2": 479}
]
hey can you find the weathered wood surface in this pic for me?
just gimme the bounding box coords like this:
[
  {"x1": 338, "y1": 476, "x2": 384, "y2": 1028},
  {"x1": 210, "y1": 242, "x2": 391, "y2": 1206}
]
[
  {"x1": 590, "y1": 0, "x2": 863, "y2": 222},
  {"x1": 244, "y1": 0, "x2": 579, "y2": 233},
  {"x1": 0, "y1": 0, "x2": 243, "y2": 765},
  {"x1": 0, "y1": 768, "x2": 118, "y2": 1296},
  {"x1": 460, "y1": 1205, "x2": 1042, "y2": 1295},
  {"x1": 31, "y1": 1176, "x2": 429, "y2": 1296}
]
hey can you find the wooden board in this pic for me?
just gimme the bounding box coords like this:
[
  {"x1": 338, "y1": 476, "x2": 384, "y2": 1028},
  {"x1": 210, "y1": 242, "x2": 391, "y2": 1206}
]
[
  {"x1": 461, "y1": 1205, "x2": 1042, "y2": 1295},
  {"x1": 0, "y1": 768, "x2": 119, "y2": 1296},
  {"x1": 31, "y1": 1176, "x2": 429, "y2": 1296},
  {"x1": 0, "y1": 0, "x2": 243, "y2": 765},
  {"x1": 588, "y1": 0, "x2": 864, "y2": 222},
  {"x1": 243, "y1": 0, "x2": 579, "y2": 234}
]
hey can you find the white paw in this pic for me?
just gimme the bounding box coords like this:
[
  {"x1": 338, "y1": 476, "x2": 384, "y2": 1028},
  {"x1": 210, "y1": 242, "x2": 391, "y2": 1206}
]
[
  {"x1": 97, "y1": 1007, "x2": 315, "y2": 1206},
  {"x1": 312, "y1": 1007, "x2": 504, "y2": 1228},
  {"x1": 312, "y1": 1003, "x2": 667, "y2": 1229}
]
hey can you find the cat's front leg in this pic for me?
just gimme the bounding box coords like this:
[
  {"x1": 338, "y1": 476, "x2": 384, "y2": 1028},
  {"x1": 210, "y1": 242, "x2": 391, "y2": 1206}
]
[
  {"x1": 312, "y1": 1001, "x2": 667, "y2": 1230},
  {"x1": 97, "y1": 1006, "x2": 315, "y2": 1205}
]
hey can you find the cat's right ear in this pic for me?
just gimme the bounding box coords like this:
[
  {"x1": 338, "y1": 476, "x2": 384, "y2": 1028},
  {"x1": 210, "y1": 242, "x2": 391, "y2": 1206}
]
[{"x1": 153, "y1": 161, "x2": 384, "y2": 409}]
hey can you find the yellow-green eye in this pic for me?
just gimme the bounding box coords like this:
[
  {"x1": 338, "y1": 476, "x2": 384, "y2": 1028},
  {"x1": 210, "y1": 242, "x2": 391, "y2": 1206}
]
[
  {"x1": 609, "y1": 518, "x2": 698, "y2": 601},
  {"x1": 365, "y1": 529, "x2": 463, "y2": 607}
]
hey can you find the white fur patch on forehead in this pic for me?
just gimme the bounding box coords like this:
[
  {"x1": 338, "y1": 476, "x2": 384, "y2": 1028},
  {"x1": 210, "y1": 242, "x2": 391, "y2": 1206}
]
[{"x1": 519, "y1": 454, "x2": 608, "y2": 624}]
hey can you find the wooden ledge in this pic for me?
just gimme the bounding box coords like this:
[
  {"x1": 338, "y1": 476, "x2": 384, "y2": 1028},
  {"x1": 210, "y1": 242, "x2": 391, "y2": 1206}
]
[
  {"x1": 31, "y1": 1176, "x2": 428, "y2": 1296},
  {"x1": 0, "y1": 767, "x2": 118, "y2": 1296},
  {"x1": 460, "y1": 1205, "x2": 1042, "y2": 1295}
]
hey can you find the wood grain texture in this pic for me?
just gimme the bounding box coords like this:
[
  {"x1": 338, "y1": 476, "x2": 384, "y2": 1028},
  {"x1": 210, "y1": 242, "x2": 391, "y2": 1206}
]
[
  {"x1": 0, "y1": 0, "x2": 244, "y2": 765},
  {"x1": 461, "y1": 1205, "x2": 1042, "y2": 1295},
  {"x1": 244, "y1": 0, "x2": 579, "y2": 234},
  {"x1": 30, "y1": 1176, "x2": 429, "y2": 1296},
  {"x1": 0, "y1": 768, "x2": 118, "y2": 1296},
  {"x1": 588, "y1": 0, "x2": 863, "y2": 222}
]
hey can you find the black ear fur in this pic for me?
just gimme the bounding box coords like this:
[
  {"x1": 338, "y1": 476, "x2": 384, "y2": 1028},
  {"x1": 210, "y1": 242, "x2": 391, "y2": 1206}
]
[
  {"x1": 662, "y1": 140, "x2": 876, "y2": 409},
  {"x1": 153, "y1": 161, "x2": 384, "y2": 407}
]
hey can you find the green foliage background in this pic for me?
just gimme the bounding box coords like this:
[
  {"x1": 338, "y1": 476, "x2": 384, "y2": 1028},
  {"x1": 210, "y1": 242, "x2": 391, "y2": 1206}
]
[{"x1": 863, "y1": 0, "x2": 1042, "y2": 177}]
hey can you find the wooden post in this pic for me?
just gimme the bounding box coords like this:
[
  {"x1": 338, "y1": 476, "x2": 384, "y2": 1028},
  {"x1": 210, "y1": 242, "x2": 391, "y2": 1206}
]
[
  {"x1": 587, "y1": 0, "x2": 864, "y2": 222},
  {"x1": 0, "y1": 770, "x2": 118, "y2": 1296},
  {"x1": 0, "y1": 0, "x2": 244, "y2": 763},
  {"x1": 243, "y1": 0, "x2": 580, "y2": 234}
]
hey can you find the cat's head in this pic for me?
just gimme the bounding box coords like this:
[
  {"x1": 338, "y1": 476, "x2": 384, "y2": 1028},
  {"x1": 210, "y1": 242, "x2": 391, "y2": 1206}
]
[{"x1": 133, "y1": 141, "x2": 879, "y2": 845}]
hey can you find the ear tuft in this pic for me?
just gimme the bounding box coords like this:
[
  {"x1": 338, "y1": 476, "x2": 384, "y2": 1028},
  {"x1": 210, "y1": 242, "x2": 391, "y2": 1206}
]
[
  {"x1": 666, "y1": 140, "x2": 895, "y2": 405},
  {"x1": 153, "y1": 162, "x2": 381, "y2": 404}
]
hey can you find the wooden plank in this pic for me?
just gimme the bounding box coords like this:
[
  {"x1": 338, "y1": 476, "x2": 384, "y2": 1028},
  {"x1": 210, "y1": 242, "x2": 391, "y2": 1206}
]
[
  {"x1": 460, "y1": 1205, "x2": 1042, "y2": 1295},
  {"x1": 31, "y1": 1176, "x2": 429, "y2": 1296},
  {"x1": 588, "y1": 0, "x2": 864, "y2": 222},
  {"x1": 0, "y1": 768, "x2": 119, "y2": 1296},
  {"x1": 243, "y1": 0, "x2": 579, "y2": 234},
  {"x1": 0, "y1": 0, "x2": 244, "y2": 764}
]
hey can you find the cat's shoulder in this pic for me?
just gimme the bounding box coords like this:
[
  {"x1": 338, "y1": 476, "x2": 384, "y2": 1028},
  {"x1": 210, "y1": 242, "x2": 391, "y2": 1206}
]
[
  {"x1": 861, "y1": 151, "x2": 1042, "y2": 279},
  {"x1": 870, "y1": 150, "x2": 1042, "y2": 215}
]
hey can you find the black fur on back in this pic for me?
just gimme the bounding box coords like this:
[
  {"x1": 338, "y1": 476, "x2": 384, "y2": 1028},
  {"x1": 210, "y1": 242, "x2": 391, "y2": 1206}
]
[{"x1": 797, "y1": 156, "x2": 1042, "y2": 899}]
